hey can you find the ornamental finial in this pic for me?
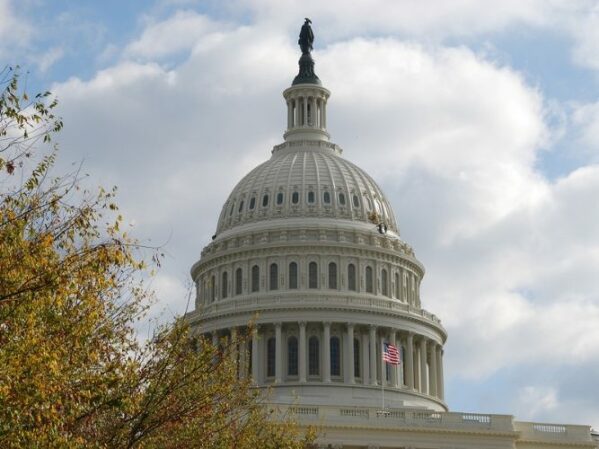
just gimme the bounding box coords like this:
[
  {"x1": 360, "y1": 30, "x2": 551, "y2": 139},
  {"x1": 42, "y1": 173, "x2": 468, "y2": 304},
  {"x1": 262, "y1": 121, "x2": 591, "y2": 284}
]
[
  {"x1": 293, "y1": 18, "x2": 321, "y2": 86},
  {"x1": 298, "y1": 18, "x2": 314, "y2": 55}
]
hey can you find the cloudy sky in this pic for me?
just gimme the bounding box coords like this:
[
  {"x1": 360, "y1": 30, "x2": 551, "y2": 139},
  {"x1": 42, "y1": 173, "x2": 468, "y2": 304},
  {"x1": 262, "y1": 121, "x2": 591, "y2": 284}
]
[{"x1": 3, "y1": 0, "x2": 599, "y2": 429}]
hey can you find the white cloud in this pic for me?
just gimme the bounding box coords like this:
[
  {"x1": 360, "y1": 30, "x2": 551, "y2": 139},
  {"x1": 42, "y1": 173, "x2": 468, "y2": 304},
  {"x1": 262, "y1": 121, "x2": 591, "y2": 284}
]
[
  {"x1": 125, "y1": 11, "x2": 225, "y2": 59},
  {"x1": 0, "y1": 0, "x2": 33, "y2": 58}
]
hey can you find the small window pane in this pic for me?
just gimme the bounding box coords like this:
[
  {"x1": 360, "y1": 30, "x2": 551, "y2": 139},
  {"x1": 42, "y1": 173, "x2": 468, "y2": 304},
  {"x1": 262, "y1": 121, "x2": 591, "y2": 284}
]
[
  {"x1": 323, "y1": 191, "x2": 331, "y2": 204},
  {"x1": 276, "y1": 192, "x2": 284, "y2": 205},
  {"x1": 339, "y1": 193, "x2": 346, "y2": 205},
  {"x1": 269, "y1": 263, "x2": 278, "y2": 290},
  {"x1": 222, "y1": 271, "x2": 228, "y2": 299},
  {"x1": 309, "y1": 336, "x2": 319, "y2": 376},
  {"x1": 210, "y1": 275, "x2": 216, "y2": 302},
  {"x1": 238, "y1": 200, "x2": 244, "y2": 212},
  {"x1": 251, "y1": 265, "x2": 260, "y2": 292},
  {"x1": 330, "y1": 337, "x2": 340, "y2": 376},
  {"x1": 288, "y1": 337, "x2": 298, "y2": 376},
  {"x1": 348, "y1": 264, "x2": 356, "y2": 291},
  {"x1": 354, "y1": 338, "x2": 360, "y2": 378},
  {"x1": 382, "y1": 269, "x2": 388, "y2": 296},
  {"x1": 328, "y1": 262, "x2": 337, "y2": 289},
  {"x1": 249, "y1": 197, "x2": 256, "y2": 210},
  {"x1": 352, "y1": 195, "x2": 360, "y2": 207},
  {"x1": 292, "y1": 191, "x2": 299, "y2": 204},
  {"x1": 235, "y1": 268, "x2": 242, "y2": 295},
  {"x1": 366, "y1": 266, "x2": 373, "y2": 293},
  {"x1": 262, "y1": 194, "x2": 269, "y2": 207},
  {"x1": 289, "y1": 262, "x2": 298, "y2": 289},
  {"x1": 267, "y1": 338, "x2": 276, "y2": 377},
  {"x1": 309, "y1": 262, "x2": 318, "y2": 289},
  {"x1": 308, "y1": 191, "x2": 315, "y2": 204}
]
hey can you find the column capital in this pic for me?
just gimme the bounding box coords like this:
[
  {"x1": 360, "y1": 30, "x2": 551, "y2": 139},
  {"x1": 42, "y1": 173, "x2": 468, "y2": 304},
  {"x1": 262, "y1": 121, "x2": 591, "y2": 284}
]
[
  {"x1": 323, "y1": 321, "x2": 331, "y2": 327},
  {"x1": 346, "y1": 322, "x2": 355, "y2": 329},
  {"x1": 274, "y1": 322, "x2": 282, "y2": 329},
  {"x1": 299, "y1": 321, "x2": 307, "y2": 327}
]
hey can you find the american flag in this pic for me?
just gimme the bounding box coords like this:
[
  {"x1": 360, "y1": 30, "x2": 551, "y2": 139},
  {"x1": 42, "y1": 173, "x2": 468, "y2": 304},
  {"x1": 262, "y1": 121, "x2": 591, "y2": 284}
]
[{"x1": 383, "y1": 343, "x2": 400, "y2": 365}]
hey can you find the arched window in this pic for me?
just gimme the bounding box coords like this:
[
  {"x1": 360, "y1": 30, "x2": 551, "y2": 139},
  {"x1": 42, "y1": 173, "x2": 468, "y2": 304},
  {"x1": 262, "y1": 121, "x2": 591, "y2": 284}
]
[
  {"x1": 210, "y1": 275, "x2": 216, "y2": 302},
  {"x1": 229, "y1": 202, "x2": 235, "y2": 216},
  {"x1": 267, "y1": 337, "x2": 276, "y2": 378},
  {"x1": 262, "y1": 194, "x2": 269, "y2": 207},
  {"x1": 289, "y1": 262, "x2": 298, "y2": 289},
  {"x1": 287, "y1": 336, "x2": 298, "y2": 376},
  {"x1": 309, "y1": 262, "x2": 318, "y2": 289},
  {"x1": 330, "y1": 336, "x2": 341, "y2": 376},
  {"x1": 276, "y1": 192, "x2": 284, "y2": 205},
  {"x1": 381, "y1": 269, "x2": 388, "y2": 296},
  {"x1": 328, "y1": 262, "x2": 337, "y2": 289},
  {"x1": 395, "y1": 272, "x2": 400, "y2": 299},
  {"x1": 221, "y1": 271, "x2": 228, "y2": 299},
  {"x1": 338, "y1": 192, "x2": 346, "y2": 206},
  {"x1": 235, "y1": 268, "x2": 242, "y2": 295},
  {"x1": 238, "y1": 200, "x2": 244, "y2": 213},
  {"x1": 269, "y1": 263, "x2": 278, "y2": 290},
  {"x1": 251, "y1": 265, "x2": 260, "y2": 292},
  {"x1": 354, "y1": 338, "x2": 360, "y2": 378},
  {"x1": 348, "y1": 264, "x2": 356, "y2": 291},
  {"x1": 307, "y1": 191, "x2": 315, "y2": 204},
  {"x1": 352, "y1": 194, "x2": 360, "y2": 207},
  {"x1": 323, "y1": 191, "x2": 331, "y2": 204},
  {"x1": 249, "y1": 196, "x2": 256, "y2": 210},
  {"x1": 308, "y1": 336, "x2": 319, "y2": 376},
  {"x1": 292, "y1": 191, "x2": 299, "y2": 204},
  {"x1": 366, "y1": 266, "x2": 373, "y2": 293}
]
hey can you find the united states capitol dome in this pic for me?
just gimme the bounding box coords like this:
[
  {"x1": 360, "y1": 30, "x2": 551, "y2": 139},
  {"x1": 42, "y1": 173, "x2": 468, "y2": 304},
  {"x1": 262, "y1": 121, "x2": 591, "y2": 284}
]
[
  {"x1": 189, "y1": 18, "x2": 447, "y2": 416},
  {"x1": 216, "y1": 141, "x2": 399, "y2": 235}
]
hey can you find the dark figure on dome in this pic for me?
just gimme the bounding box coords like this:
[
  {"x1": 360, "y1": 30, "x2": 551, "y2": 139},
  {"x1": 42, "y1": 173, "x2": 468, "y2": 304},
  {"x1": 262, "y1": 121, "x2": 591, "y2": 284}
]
[{"x1": 298, "y1": 18, "x2": 314, "y2": 55}]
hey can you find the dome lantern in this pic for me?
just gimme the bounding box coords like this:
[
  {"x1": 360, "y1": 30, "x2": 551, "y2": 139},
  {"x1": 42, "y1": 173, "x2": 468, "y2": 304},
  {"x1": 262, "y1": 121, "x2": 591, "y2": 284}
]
[{"x1": 284, "y1": 19, "x2": 331, "y2": 142}]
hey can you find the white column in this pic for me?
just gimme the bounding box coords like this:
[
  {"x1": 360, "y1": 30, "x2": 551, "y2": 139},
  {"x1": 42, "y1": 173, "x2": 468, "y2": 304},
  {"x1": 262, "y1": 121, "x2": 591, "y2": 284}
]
[
  {"x1": 323, "y1": 322, "x2": 331, "y2": 383},
  {"x1": 303, "y1": 97, "x2": 308, "y2": 127},
  {"x1": 287, "y1": 100, "x2": 292, "y2": 129},
  {"x1": 251, "y1": 326, "x2": 259, "y2": 383},
  {"x1": 414, "y1": 345, "x2": 420, "y2": 391},
  {"x1": 437, "y1": 345, "x2": 444, "y2": 400},
  {"x1": 230, "y1": 327, "x2": 238, "y2": 377},
  {"x1": 311, "y1": 97, "x2": 317, "y2": 127},
  {"x1": 299, "y1": 321, "x2": 307, "y2": 383},
  {"x1": 275, "y1": 323, "x2": 282, "y2": 384},
  {"x1": 239, "y1": 334, "x2": 246, "y2": 379},
  {"x1": 346, "y1": 323, "x2": 355, "y2": 384},
  {"x1": 429, "y1": 341, "x2": 437, "y2": 397},
  {"x1": 361, "y1": 331, "x2": 369, "y2": 384},
  {"x1": 322, "y1": 98, "x2": 327, "y2": 128},
  {"x1": 405, "y1": 332, "x2": 414, "y2": 390},
  {"x1": 369, "y1": 325, "x2": 377, "y2": 386},
  {"x1": 419, "y1": 337, "x2": 427, "y2": 394},
  {"x1": 390, "y1": 330, "x2": 398, "y2": 388}
]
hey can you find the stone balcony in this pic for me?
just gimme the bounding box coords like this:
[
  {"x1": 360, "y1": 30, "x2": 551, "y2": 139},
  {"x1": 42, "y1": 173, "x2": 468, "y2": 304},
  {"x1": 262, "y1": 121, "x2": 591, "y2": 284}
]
[{"x1": 272, "y1": 404, "x2": 595, "y2": 447}]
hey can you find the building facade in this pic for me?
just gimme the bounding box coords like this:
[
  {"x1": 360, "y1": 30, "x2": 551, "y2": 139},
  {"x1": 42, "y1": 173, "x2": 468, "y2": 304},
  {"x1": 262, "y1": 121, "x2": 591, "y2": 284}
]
[{"x1": 185, "y1": 21, "x2": 598, "y2": 449}]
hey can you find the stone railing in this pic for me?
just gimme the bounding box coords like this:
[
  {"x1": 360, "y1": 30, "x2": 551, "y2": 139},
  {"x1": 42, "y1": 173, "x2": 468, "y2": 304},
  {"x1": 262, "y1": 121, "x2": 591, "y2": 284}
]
[
  {"x1": 514, "y1": 421, "x2": 593, "y2": 442},
  {"x1": 274, "y1": 404, "x2": 594, "y2": 443},
  {"x1": 197, "y1": 294, "x2": 443, "y2": 326},
  {"x1": 278, "y1": 404, "x2": 512, "y2": 432}
]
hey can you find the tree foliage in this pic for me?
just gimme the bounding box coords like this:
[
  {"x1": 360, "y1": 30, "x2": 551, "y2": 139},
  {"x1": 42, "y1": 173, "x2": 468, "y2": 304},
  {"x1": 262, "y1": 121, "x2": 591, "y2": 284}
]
[{"x1": 0, "y1": 67, "x2": 313, "y2": 449}]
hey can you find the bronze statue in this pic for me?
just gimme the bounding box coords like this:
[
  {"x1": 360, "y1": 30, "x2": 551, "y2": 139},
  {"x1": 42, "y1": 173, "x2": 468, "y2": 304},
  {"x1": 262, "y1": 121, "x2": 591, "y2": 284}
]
[{"x1": 298, "y1": 18, "x2": 314, "y2": 55}]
